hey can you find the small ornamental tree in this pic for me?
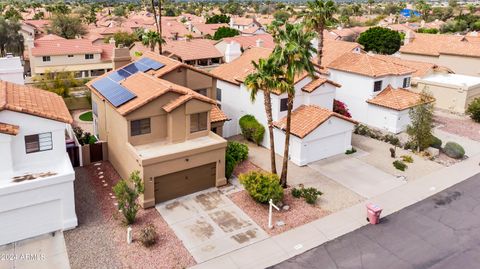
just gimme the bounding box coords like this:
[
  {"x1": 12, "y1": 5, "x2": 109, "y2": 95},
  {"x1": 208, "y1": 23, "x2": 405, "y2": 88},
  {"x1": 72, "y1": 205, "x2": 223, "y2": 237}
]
[
  {"x1": 213, "y1": 26, "x2": 240, "y2": 40},
  {"x1": 357, "y1": 27, "x2": 401, "y2": 55},
  {"x1": 406, "y1": 90, "x2": 434, "y2": 151},
  {"x1": 333, "y1": 99, "x2": 351, "y2": 118},
  {"x1": 466, "y1": 97, "x2": 480, "y2": 122},
  {"x1": 113, "y1": 171, "x2": 144, "y2": 225},
  {"x1": 206, "y1": 14, "x2": 230, "y2": 24}
]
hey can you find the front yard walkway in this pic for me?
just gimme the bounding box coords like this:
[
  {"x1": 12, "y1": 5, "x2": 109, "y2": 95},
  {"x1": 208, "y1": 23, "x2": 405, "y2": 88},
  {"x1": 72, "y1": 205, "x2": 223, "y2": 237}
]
[
  {"x1": 71, "y1": 109, "x2": 93, "y2": 134},
  {"x1": 155, "y1": 188, "x2": 268, "y2": 263}
]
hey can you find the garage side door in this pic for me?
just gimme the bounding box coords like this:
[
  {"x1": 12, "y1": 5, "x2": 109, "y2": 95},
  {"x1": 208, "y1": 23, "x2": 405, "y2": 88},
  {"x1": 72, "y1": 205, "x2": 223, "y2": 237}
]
[
  {"x1": 154, "y1": 163, "x2": 216, "y2": 204},
  {"x1": 307, "y1": 133, "x2": 347, "y2": 162}
]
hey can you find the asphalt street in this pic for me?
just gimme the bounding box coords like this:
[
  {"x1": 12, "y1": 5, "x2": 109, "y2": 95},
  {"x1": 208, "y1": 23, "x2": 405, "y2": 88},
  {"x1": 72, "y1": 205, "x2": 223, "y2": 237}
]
[{"x1": 271, "y1": 173, "x2": 480, "y2": 269}]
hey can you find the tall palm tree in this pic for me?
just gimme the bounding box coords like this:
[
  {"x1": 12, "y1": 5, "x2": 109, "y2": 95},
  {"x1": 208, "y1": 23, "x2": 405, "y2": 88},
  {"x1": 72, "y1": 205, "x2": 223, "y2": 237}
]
[
  {"x1": 272, "y1": 22, "x2": 317, "y2": 187},
  {"x1": 142, "y1": 30, "x2": 162, "y2": 52},
  {"x1": 157, "y1": 0, "x2": 163, "y2": 54},
  {"x1": 244, "y1": 57, "x2": 288, "y2": 175},
  {"x1": 150, "y1": 0, "x2": 162, "y2": 53},
  {"x1": 303, "y1": 0, "x2": 336, "y2": 67}
]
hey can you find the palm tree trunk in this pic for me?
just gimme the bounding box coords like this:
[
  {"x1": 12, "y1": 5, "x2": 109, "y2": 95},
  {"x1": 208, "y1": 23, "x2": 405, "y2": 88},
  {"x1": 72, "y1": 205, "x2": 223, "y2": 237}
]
[
  {"x1": 263, "y1": 89, "x2": 277, "y2": 174},
  {"x1": 151, "y1": 0, "x2": 159, "y2": 35},
  {"x1": 317, "y1": 25, "x2": 324, "y2": 67},
  {"x1": 280, "y1": 91, "x2": 294, "y2": 187},
  {"x1": 158, "y1": 0, "x2": 163, "y2": 54}
]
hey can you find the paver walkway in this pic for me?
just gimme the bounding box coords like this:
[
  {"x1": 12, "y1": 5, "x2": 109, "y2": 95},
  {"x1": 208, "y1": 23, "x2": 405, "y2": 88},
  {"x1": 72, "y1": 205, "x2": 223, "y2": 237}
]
[
  {"x1": 271, "y1": 172, "x2": 480, "y2": 269},
  {"x1": 156, "y1": 188, "x2": 268, "y2": 263},
  {"x1": 309, "y1": 155, "x2": 405, "y2": 198}
]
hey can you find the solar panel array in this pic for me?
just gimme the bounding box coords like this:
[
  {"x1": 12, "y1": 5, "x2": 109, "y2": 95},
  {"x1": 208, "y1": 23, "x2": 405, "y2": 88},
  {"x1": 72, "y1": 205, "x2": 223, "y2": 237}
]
[{"x1": 91, "y1": 57, "x2": 165, "y2": 107}]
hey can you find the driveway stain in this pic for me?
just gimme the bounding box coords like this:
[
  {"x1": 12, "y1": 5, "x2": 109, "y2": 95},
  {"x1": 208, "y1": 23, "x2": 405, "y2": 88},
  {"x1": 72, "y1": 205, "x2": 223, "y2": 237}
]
[
  {"x1": 165, "y1": 200, "x2": 191, "y2": 211},
  {"x1": 434, "y1": 191, "x2": 462, "y2": 206},
  {"x1": 195, "y1": 191, "x2": 225, "y2": 211},
  {"x1": 209, "y1": 210, "x2": 250, "y2": 233},
  {"x1": 231, "y1": 228, "x2": 258, "y2": 244},
  {"x1": 188, "y1": 219, "x2": 215, "y2": 240}
]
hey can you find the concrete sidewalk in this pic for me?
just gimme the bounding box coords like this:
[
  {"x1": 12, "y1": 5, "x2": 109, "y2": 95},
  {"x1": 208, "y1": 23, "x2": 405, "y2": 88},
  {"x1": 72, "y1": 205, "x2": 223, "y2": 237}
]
[{"x1": 190, "y1": 154, "x2": 480, "y2": 269}]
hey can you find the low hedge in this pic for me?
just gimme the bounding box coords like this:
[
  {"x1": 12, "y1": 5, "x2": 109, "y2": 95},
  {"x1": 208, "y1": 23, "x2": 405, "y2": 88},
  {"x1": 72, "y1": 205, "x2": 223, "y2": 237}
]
[
  {"x1": 239, "y1": 115, "x2": 265, "y2": 145},
  {"x1": 239, "y1": 171, "x2": 283, "y2": 204},
  {"x1": 393, "y1": 160, "x2": 408, "y2": 171},
  {"x1": 430, "y1": 136, "x2": 442, "y2": 149},
  {"x1": 443, "y1": 142, "x2": 465, "y2": 159}
]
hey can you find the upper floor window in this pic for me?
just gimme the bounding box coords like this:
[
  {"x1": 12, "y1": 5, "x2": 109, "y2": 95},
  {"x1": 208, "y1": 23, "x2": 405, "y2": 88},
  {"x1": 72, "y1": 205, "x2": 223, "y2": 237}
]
[
  {"x1": 190, "y1": 112, "x2": 208, "y2": 133},
  {"x1": 68, "y1": 55, "x2": 74, "y2": 58},
  {"x1": 216, "y1": 88, "x2": 222, "y2": 102},
  {"x1": 25, "y1": 132, "x2": 53, "y2": 154},
  {"x1": 280, "y1": 98, "x2": 288, "y2": 112},
  {"x1": 403, "y1": 77, "x2": 411, "y2": 88},
  {"x1": 195, "y1": 89, "x2": 208, "y2": 96},
  {"x1": 42, "y1": 56, "x2": 51, "y2": 62},
  {"x1": 373, "y1": 80, "x2": 383, "y2": 92},
  {"x1": 85, "y1": 54, "x2": 94, "y2": 60},
  {"x1": 131, "y1": 118, "x2": 151, "y2": 136}
]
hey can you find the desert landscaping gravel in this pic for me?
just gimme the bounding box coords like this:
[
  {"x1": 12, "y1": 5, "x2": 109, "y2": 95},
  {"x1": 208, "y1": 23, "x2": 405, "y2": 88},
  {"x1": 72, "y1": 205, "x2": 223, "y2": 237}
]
[
  {"x1": 65, "y1": 162, "x2": 195, "y2": 269},
  {"x1": 435, "y1": 113, "x2": 480, "y2": 141}
]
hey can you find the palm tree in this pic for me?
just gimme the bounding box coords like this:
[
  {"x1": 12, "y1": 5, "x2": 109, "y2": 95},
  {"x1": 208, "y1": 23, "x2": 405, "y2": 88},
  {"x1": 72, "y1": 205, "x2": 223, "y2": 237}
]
[
  {"x1": 272, "y1": 22, "x2": 317, "y2": 187},
  {"x1": 303, "y1": 0, "x2": 336, "y2": 67},
  {"x1": 244, "y1": 57, "x2": 288, "y2": 175},
  {"x1": 142, "y1": 30, "x2": 163, "y2": 52},
  {"x1": 157, "y1": 0, "x2": 163, "y2": 54},
  {"x1": 150, "y1": 0, "x2": 162, "y2": 53}
]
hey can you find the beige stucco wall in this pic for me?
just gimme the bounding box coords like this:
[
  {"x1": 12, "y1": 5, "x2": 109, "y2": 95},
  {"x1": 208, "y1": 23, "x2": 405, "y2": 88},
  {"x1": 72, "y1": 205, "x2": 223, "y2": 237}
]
[
  {"x1": 400, "y1": 52, "x2": 480, "y2": 77},
  {"x1": 30, "y1": 53, "x2": 113, "y2": 76},
  {"x1": 415, "y1": 82, "x2": 480, "y2": 113}
]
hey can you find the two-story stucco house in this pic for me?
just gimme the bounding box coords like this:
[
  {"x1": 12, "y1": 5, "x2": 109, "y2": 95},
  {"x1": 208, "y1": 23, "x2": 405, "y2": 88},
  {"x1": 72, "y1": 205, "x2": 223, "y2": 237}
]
[
  {"x1": 328, "y1": 52, "x2": 432, "y2": 133},
  {"x1": 211, "y1": 47, "x2": 357, "y2": 166},
  {"x1": 27, "y1": 35, "x2": 116, "y2": 78},
  {"x1": 87, "y1": 52, "x2": 229, "y2": 208},
  {"x1": 0, "y1": 81, "x2": 77, "y2": 245}
]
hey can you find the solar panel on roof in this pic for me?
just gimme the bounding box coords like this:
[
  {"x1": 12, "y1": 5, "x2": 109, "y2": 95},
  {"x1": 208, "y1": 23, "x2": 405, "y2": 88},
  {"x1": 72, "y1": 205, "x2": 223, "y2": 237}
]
[
  {"x1": 139, "y1": 57, "x2": 165, "y2": 71},
  {"x1": 108, "y1": 69, "x2": 132, "y2": 82},
  {"x1": 91, "y1": 77, "x2": 136, "y2": 107},
  {"x1": 123, "y1": 61, "x2": 151, "y2": 74}
]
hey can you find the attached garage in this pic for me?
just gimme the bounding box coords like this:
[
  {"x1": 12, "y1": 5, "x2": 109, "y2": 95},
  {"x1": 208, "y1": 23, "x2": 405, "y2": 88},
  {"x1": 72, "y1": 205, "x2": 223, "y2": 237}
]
[
  {"x1": 273, "y1": 105, "x2": 357, "y2": 166},
  {"x1": 154, "y1": 162, "x2": 216, "y2": 203}
]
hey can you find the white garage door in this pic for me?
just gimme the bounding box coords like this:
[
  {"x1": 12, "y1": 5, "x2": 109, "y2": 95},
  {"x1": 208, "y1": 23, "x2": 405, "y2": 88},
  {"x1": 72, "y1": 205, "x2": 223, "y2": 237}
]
[
  {"x1": 0, "y1": 200, "x2": 62, "y2": 245},
  {"x1": 306, "y1": 132, "x2": 348, "y2": 162}
]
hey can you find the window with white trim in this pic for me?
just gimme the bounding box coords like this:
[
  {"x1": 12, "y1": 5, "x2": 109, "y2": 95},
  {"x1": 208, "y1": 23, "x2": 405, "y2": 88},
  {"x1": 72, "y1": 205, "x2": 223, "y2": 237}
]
[
  {"x1": 373, "y1": 80, "x2": 383, "y2": 92},
  {"x1": 25, "y1": 132, "x2": 53, "y2": 153},
  {"x1": 403, "y1": 77, "x2": 411, "y2": 88},
  {"x1": 42, "y1": 56, "x2": 51, "y2": 62},
  {"x1": 85, "y1": 54, "x2": 94, "y2": 60}
]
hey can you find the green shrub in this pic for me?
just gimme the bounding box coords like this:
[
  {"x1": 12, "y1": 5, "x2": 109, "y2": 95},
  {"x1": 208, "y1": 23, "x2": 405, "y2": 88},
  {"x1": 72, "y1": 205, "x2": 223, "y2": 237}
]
[
  {"x1": 393, "y1": 160, "x2": 408, "y2": 171},
  {"x1": 401, "y1": 155, "x2": 414, "y2": 163},
  {"x1": 301, "y1": 187, "x2": 323, "y2": 204},
  {"x1": 291, "y1": 187, "x2": 302, "y2": 198},
  {"x1": 430, "y1": 136, "x2": 442, "y2": 149},
  {"x1": 345, "y1": 148, "x2": 357, "y2": 155},
  {"x1": 239, "y1": 115, "x2": 265, "y2": 145},
  {"x1": 443, "y1": 142, "x2": 465, "y2": 159},
  {"x1": 383, "y1": 134, "x2": 400, "y2": 146},
  {"x1": 225, "y1": 154, "x2": 237, "y2": 179},
  {"x1": 239, "y1": 171, "x2": 284, "y2": 204},
  {"x1": 354, "y1": 124, "x2": 382, "y2": 139},
  {"x1": 466, "y1": 98, "x2": 480, "y2": 122},
  {"x1": 403, "y1": 141, "x2": 416, "y2": 150},
  {"x1": 112, "y1": 171, "x2": 145, "y2": 225},
  {"x1": 227, "y1": 141, "x2": 249, "y2": 163}
]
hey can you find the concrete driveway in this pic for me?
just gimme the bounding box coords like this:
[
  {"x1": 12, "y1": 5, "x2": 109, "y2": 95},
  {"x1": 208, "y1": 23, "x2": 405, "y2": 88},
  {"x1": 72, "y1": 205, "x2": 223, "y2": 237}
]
[
  {"x1": 309, "y1": 154, "x2": 405, "y2": 198},
  {"x1": 0, "y1": 232, "x2": 70, "y2": 269},
  {"x1": 156, "y1": 188, "x2": 268, "y2": 263}
]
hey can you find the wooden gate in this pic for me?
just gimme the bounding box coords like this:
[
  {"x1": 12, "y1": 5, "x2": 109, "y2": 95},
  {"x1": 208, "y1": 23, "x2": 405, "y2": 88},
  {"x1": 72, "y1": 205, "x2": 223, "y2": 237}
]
[{"x1": 89, "y1": 143, "x2": 103, "y2": 163}]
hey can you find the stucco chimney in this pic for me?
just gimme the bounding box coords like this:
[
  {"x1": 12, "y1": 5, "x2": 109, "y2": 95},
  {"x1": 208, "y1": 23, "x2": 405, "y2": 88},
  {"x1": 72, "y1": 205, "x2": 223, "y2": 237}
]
[
  {"x1": 471, "y1": 31, "x2": 478, "y2": 37},
  {"x1": 225, "y1": 41, "x2": 241, "y2": 63},
  {"x1": 404, "y1": 30, "x2": 415, "y2": 45},
  {"x1": 420, "y1": 20, "x2": 425, "y2": 27},
  {"x1": 256, "y1": 39, "x2": 264, "y2": 48},
  {"x1": 112, "y1": 47, "x2": 131, "y2": 69},
  {"x1": 109, "y1": 38, "x2": 116, "y2": 46}
]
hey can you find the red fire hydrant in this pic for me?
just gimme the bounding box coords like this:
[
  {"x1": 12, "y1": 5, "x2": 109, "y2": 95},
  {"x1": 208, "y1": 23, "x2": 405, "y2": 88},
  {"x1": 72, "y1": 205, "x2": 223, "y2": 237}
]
[{"x1": 366, "y1": 203, "x2": 382, "y2": 224}]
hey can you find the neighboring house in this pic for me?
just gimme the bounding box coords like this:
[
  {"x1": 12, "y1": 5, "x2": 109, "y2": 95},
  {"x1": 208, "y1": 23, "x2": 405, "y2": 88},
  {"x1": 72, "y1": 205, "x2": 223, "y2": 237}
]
[
  {"x1": 211, "y1": 47, "x2": 356, "y2": 166},
  {"x1": 0, "y1": 81, "x2": 77, "y2": 245},
  {"x1": 190, "y1": 22, "x2": 228, "y2": 38},
  {"x1": 328, "y1": 52, "x2": 430, "y2": 133},
  {"x1": 415, "y1": 73, "x2": 480, "y2": 113},
  {"x1": 0, "y1": 55, "x2": 24, "y2": 85},
  {"x1": 86, "y1": 52, "x2": 229, "y2": 208},
  {"x1": 27, "y1": 37, "x2": 116, "y2": 78},
  {"x1": 240, "y1": 26, "x2": 267, "y2": 36},
  {"x1": 215, "y1": 34, "x2": 275, "y2": 63},
  {"x1": 162, "y1": 39, "x2": 224, "y2": 69},
  {"x1": 229, "y1": 17, "x2": 261, "y2": 31},
  {"x1": 400, "y1": 32, "x2": 480, "y2": 76}
]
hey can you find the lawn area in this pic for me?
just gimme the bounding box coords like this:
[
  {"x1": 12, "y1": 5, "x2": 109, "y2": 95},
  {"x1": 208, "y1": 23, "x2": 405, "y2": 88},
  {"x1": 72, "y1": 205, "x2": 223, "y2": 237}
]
[{"x1": 79, "y1": 111, "x2": 93, "y2": 121}]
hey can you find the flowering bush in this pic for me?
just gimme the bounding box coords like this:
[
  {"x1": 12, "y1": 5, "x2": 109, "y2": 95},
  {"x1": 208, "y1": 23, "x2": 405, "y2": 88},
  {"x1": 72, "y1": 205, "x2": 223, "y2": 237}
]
[{"x1": 333, "y1": 99, "x2": 351, "y2": 118}]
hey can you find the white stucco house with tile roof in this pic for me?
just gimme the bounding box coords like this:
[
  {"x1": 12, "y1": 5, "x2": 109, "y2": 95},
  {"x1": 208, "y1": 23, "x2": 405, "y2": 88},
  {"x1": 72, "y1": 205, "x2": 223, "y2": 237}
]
[
  {"x1": 327, "y1": 52, "x2": 433, "y2": 133},
  {"x1": 0, "y1": 81, "x2": 77, "y2": 245},
  {"x1": 211, "y1": 47, "x2": 357, "y2": 166}
]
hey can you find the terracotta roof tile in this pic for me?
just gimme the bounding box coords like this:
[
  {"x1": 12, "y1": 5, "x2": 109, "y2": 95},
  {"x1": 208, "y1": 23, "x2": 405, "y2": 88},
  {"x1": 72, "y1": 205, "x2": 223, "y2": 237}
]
[
  {"x1": 193, "y1": 23, "x2": 228, "y2": 36},
  {"x1": 163, "y1": 39, "x2": 223, "y2": 61},
  {"x1": 328, "y1": 52, "x2": 415, "y2": 78},
  {"x1": 31, "y1": 39, "x2": 104, "y2": 56},
  {"x1": 221, "y1": 34, "x2": 275, "y2": 49},
  {"x1": 302, "y1": 77, "x2": 341, "y2": 93},
  {"x1": 367, "y1": 85, "x2": 434, "y2": 111},
  {"x1": 400, "y1": 33, "x2": 480, "y2": 58},
  {"x1": 372, "y1": 55, "x2": 443, "y2": 77},
  {"x1": 0, "y1": 80, "x2": 72, "y2": 124},
  {"x1": 0, "y1": 122, "x2": 19, "y2": 135},
  {"x1": 210, "y1": 105, "x2": 229, "y2": 123},
  {"x1": 274, "y1": 105, "x2": 357, "y2": 138}
]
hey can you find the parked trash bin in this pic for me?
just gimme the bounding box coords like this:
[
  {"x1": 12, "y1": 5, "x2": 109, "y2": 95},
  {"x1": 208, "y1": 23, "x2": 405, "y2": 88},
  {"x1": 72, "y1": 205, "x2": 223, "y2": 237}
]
[{"x1": 366, "y1": 203, "x2": 382, "y2": 224}]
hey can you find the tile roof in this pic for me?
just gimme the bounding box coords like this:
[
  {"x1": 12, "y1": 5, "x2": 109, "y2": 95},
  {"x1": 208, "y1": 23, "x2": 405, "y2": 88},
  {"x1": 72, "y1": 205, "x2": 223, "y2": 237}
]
[
  {"x1": 221, "y1": 34, "x2": 275, "y2": 49},
  {"x1": 210, "y1": 105, "x2": 229, "y2": 123},
  {"x1": 193, "y1": 23, "x2": 228, "y2": 36},
  {"x1": 318, "y1": 39, "x2": 362, "y2": 67},
  {"x1": 31, "y1": 39, "x2": 103, "y2": 56},
  {"x1": 302, "y1": 77, "x2": 341, "y2": 93},
  {"x1": 400, "y1": 33, "x2": 480, "y2": 58},
  {"x1": 328, "y1": 52, "x2": 415, "y2": 78},
  {"x1": 0, "y1": 122, "x2": 19, "y2": 136},
  {"x1": 367, "y1": 85, "x2": 434, "y2": 111},
  {"x1": 163, "y1": 39, "x2": 223, "y2": 61},
  {"x1": 0, "y1": 80, "x2": 72, "y2": 124},
  {"x1": 373, "y1": 55, "x2": 449, "y2": 77},
  {"x1": 274, "y1": 105, "x2": 357, "y2": 138},
  {"x1": 35, "y1": 34, "x2": 65, "y2": 41},
  {"x1": 241, "y1": 26, "x2": 262, "y2": 34},
  {"x1": 231, "y1": 17, "x2": 256, "y2": 26}
]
